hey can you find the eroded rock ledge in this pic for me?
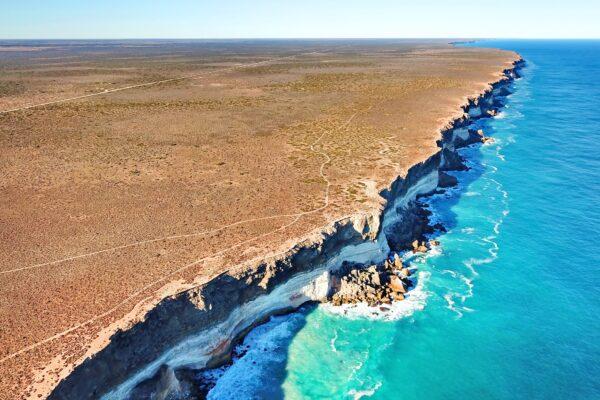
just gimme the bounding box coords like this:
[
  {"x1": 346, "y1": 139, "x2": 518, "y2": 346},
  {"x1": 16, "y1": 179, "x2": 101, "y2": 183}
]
[{"x1": 48, "y1": 59, "x2": 525, "y2": 400}]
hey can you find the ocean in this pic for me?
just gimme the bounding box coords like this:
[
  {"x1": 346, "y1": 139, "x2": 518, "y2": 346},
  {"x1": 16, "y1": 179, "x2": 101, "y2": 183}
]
[{"x1": 206, "y1": 40, "x2": 600, "y2": 399}]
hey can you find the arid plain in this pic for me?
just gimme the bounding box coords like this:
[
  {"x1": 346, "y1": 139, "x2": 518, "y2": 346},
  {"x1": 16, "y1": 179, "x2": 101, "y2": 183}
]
[{"x1": 0, "y1": 40, "x2": 518, "y2": 398}]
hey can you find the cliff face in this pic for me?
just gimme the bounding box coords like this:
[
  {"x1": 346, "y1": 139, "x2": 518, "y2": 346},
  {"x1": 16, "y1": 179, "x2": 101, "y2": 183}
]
[{"x1": 49, "y1": 59, "x2": 525, "y2": 400}]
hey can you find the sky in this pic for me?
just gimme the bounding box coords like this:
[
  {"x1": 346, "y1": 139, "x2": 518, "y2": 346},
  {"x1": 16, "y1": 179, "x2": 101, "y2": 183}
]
[{"x1": 1, "y1": 0, "x2": 598, "y2": 40}]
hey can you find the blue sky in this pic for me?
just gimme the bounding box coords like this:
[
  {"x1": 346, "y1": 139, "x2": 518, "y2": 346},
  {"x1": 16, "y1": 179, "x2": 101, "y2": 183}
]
[{"x1": 1, "y1": 0, "x2": 598, "y2": 39}]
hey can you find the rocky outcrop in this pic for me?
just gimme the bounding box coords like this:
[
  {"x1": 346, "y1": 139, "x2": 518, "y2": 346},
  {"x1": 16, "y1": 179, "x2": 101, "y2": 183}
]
[
  {"x1": 49, "y1": 58, "x2": 525, "y2": 400},
  {"x1": 328, "y1": 255, "x2": 412, "y2": 306},
  {"x1": 438, "y1": 171, "x2": 458, "y2": 188},
  {"x1": 411, "y1": 240, "x2": 429, "y2": 253}
]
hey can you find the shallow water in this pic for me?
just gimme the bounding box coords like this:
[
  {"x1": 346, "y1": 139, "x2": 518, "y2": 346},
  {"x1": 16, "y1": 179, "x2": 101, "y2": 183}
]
[{"x1": 208, "y1": 40, "x2": 600, "y2": 399}]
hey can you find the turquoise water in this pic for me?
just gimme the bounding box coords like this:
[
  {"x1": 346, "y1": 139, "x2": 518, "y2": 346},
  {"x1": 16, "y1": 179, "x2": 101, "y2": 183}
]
[{"x1": 208, "y1": 40, "x2": 600, "y2": 399}]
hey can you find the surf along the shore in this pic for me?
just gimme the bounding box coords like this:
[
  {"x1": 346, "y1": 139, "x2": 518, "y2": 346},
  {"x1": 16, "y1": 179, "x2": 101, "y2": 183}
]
[{"x1": 46, "y1": 56, "x2": 525, "y2": 399}]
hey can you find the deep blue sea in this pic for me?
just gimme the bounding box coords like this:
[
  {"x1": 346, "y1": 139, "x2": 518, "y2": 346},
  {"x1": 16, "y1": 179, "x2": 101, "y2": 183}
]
[{"x1": 207, "y1": 40, "x2": 600, "y2": 399}]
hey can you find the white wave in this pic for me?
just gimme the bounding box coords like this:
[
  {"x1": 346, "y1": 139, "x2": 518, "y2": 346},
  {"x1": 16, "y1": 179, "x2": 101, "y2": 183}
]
[
  {"x1": 481, "y1": 208, "x2": 507, "y2": 236},
  {"x1": 441, "y1": 269, "x2": 458, "y2": 278},
  {"x1": 464, "y1": 256, "x2": 494, "y2": 273},
  {"x1": 348, "y1": 382, "x2": 382, "y2": 400},
  {"x1": 444, "y1": 281, "x2": 475, "y2": 319},
  {"x1": 443, "y1": 293, "x2": 463, "y2": 319},
  {"x1": 346, "y1": 348, "x2": 371, "y2": 382},
  {"x1": 321, "y1": 271, "x2": 430, "y2": 321},
  {"x1": 425, "y1": 242, "x2": 443, "y2": 257},
  {"x1": 348, "y1": 359, "x2": 365, "y2": 380},
  {"x1": 464, "y1": 191, "x2": 480, "y2": 197},
  {"x1": 487, "y1": 177, "x2": 509, "y2": 201},
  {"x1": 442, "y1": 264, "x2": 476, "y2": 319},
  {"x1": 461, "y1": 227, "x2": 475, "y2": 234},
  {"x1": 330, "y1": 329, "x2": 338, "y2": 353},
  {"x1": 482, "y1": 235, "x2": 499, "y2": 256},
  {"x1": 507, "y1": 109, "x2": 524, "y2": 119},
  {"x1": 459, "y1": 275, "x2": 474, "y2": 301},
  {"x1": 485, "y1": 164, "x2": 499, "y2": 173},
  {"x1": 495, "y1": 146, "x2": 506, "y2": 161}
]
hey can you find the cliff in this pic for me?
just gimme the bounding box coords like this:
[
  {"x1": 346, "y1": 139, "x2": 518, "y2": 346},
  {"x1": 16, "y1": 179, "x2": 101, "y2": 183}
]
[{"x1": 49, "y1": 59, "x2": 525, "y2": 400}]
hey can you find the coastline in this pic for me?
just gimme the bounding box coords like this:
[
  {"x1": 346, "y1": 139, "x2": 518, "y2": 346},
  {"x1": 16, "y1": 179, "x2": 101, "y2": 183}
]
[
  {"x1": 199, "y1": 56, "x2": 527, "y2": 398},
  {"x1": 44, "y1": 56, "x2": 526, "y2": 400}
]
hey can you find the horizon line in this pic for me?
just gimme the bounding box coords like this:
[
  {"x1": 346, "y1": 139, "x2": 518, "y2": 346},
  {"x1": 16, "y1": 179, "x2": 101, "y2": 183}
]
[{"x1": 1, "y1": 37, "x2": 600, "y2": 41}]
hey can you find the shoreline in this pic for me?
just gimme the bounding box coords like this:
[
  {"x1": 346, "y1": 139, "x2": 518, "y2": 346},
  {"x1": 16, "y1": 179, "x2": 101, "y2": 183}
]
[
  {"x1": 47, "y1": 57, "x2": 525, "y2": 400},
  {"x1": 199, "y1": 57, "x2": 526, "y2": 398}
]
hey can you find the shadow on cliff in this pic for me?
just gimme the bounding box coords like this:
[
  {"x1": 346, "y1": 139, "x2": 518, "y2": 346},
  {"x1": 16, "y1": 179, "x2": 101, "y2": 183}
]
[
  {"x1": 428, "y1": 141, "x2": 490, "y2": 238},
  {"x1": 424, "y1": 86, "x2": 515, "y2": 241}
]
